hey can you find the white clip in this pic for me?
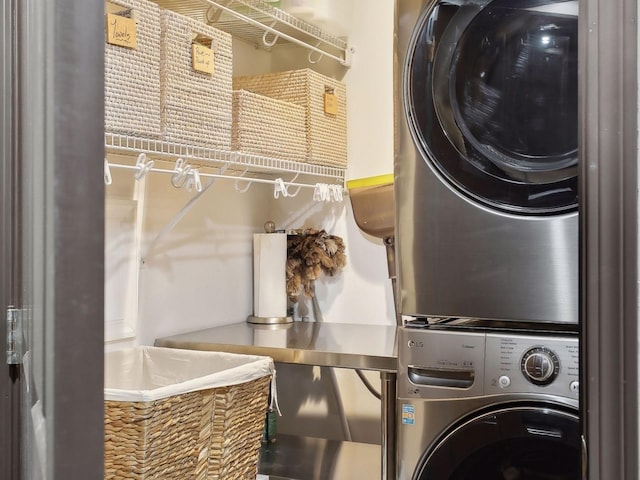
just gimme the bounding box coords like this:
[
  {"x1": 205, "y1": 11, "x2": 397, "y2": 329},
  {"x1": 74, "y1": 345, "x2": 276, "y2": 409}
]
[
  {"x1": 319, "y1": 183, "x2": 331, "y2": 202},
  {"x1": 171, "y1": 158, "x2": 192, "y2": 188},
  {"x1": 324, "y1": 184, "x2": 331, "y2": 202},
  {"x1": 134, "y1": 153, "x2": 154, "y2": 180},
  {"x1": 274, "y1": 178, "x2": 288, "y2": 199},
  {"x1": 313, "y1": 183, "x2": 323, "y2": 202},
  {"x1": 331, "y1": 184, "x2": 343, "y2": 202},
  {"x1": 313, "y1": 183, "x2": 329, "y2": 202},
  {"x1": 104, "y1": 158, "x2": 113, "y2": 185},
  {"x1": 186, "y1": 168, "x2": 202, "y2": 193}
]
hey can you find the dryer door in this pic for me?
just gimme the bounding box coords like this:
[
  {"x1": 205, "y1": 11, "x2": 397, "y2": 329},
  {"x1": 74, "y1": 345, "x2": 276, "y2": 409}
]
[
  {"x1": 405, "y1": 0, "x2": 578, "y2": 214},
  {"x1": 414, "y1": 405, "x2": 580, "y2": 479}
]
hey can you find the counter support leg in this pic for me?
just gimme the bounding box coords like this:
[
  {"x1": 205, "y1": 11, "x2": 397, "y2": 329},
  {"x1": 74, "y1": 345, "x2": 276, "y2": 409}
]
[{"x1": 381, "y1": 371, "x2": 397, "y2": 480}]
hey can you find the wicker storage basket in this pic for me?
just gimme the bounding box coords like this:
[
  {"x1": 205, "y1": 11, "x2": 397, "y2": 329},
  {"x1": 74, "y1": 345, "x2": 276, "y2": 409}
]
[
  {"x1": 233, "y1": 69, "x2": 347, "y2": 168},
  {"x1": 105, "y1": 0, "x2": 161, "y2": 138},
  {"x1": 104, "y1": 347, "x2": 273, "y2": 480},
  {"x1": 161, "y1": 10, "x2": 233, "y2": 148},
  {"x1": 232, "y1": 90, "x2": 307, "y2": 162}
]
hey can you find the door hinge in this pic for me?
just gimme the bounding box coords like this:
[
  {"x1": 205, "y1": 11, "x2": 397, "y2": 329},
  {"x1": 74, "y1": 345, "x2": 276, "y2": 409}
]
[{"x1": 6, "y1": 307, "x2": 23, "y2": 365}]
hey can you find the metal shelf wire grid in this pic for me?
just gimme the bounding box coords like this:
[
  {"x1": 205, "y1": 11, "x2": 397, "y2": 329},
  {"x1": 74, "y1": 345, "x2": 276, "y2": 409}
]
[{"x1": 105, "y1": 132, "x2": 346, "y2": 184}]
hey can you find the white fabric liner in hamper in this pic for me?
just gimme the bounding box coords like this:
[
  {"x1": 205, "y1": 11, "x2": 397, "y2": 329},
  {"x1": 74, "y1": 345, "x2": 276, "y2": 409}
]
[{"x1": 104, "y1": 346, "x2": 274, "y2": 402}]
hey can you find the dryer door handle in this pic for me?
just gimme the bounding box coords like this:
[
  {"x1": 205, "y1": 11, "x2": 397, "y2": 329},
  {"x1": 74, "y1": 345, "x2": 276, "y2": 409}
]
[{"x1": 408, "y1": 366, "x2": 475, "y2": 388}]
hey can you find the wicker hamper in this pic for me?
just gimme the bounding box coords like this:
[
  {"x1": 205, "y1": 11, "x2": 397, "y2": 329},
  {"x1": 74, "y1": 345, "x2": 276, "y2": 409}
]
[
  {"x1": 233, "y1": 69, "x2": 348, "y2": 168},
  {"x1": 161, "y1": 10, "x2": 233, "y2": 148},
  {"x1": 105, "y1": 0, "x2": 162, "y2": 138},
  {"x1": 104, "y1": 347, "x2": 273, "y2": 480},
  {"x1": 232, "y1": 90, "x2": 307, "y2": 162}
]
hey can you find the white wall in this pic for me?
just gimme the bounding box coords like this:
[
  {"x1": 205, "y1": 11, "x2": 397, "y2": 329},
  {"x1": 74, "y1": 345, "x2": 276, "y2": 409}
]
[
  {"x1": 105, "y1": 0, "x2": 396, "y2": 345},
  {"x1": 105, "y1": 0, "x2": 396, "y2": 442}
]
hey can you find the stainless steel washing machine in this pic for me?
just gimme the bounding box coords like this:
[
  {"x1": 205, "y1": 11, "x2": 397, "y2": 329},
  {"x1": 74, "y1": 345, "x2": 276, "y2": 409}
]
[
  {"x1": 395, "y1": 0, "x2": 579, "y2": 324},
  {"x1": 397, "y1": 321, "x2": 581, "y2": 479}
]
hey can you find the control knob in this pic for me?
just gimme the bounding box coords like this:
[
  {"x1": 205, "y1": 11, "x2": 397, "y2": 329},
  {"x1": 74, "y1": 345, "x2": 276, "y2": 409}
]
[{"x1": 520, "y1": 347, "x2": 560, "y2": 386}]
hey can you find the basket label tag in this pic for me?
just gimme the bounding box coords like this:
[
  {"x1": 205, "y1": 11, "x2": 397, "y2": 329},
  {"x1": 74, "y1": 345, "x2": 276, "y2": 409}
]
[
  {"x1": 106, "y1": 13, "x2": 137, "y2": 49},
  {"x1": 192, "y1": 44, "x2": 215, "y2": 75},
  {"x1": 324, "y1": 92, "x2": 338, "y2": 115}
]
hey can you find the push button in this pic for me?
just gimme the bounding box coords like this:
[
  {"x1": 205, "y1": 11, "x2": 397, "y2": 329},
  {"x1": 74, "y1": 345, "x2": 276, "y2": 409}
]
[
  {"x1": 569, "y1": 380, "x2": 579, "y2": 394},
  {"x1": 498, "y1": 375, "x2": 511, "y2": 388}
]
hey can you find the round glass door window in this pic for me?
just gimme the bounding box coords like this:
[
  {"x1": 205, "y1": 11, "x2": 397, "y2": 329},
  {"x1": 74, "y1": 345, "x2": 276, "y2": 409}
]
[
  {"x1": 405, "y1": 0, "x2": 579, "y2": 214},
  {"x1": 414, "y1": 405, "x2": 581, "y2": 479}
]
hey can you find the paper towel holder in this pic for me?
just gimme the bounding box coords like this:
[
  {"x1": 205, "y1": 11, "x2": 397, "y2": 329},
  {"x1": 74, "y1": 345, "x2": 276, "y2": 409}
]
[{"x1": 247, "y1": 221, "x2": 294, "y2": 325}]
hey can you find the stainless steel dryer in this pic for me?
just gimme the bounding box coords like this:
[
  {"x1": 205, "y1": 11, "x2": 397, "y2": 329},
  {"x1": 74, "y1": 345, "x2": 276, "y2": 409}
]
[
  {"x1": 397, "y1": 321, "x2": 580, "y2": 479},
  {"x1": 395, "y1": 0, "x2": 579, "y2": 324}
]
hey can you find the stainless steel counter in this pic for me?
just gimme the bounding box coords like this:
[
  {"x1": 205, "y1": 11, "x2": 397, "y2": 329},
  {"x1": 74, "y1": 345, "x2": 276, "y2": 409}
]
[
  {"x1": 155, "y1": 321, "x2": 398, "y2": 480},
  {"x1": 155, "y1": 321, "x2": 398, "y2": 371}
]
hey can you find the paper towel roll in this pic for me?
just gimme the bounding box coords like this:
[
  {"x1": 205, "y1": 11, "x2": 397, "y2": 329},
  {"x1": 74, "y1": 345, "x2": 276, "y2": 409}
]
[{"x1": 252, "y1": 233, "x2": 287, "y2": 319}]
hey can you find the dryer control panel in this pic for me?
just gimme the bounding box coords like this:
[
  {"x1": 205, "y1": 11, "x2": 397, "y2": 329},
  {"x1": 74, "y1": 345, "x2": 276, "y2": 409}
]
[{"x1": 399, "y1": 326, "x2": 579, "y2": 400}]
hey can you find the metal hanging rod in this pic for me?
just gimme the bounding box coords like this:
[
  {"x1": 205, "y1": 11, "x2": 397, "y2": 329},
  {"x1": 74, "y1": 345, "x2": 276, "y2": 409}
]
[
  {"x1": 105, "y1": 155, "x2": 346, "y2": 200},
  {"x1": 108, "y1": 162, "x2": 327, "y2": 191}
]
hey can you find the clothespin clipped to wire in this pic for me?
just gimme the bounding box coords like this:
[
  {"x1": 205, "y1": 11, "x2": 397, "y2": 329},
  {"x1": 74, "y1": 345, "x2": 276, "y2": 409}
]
[
  {"x1": 313, "y1": 183, "x2": 331, "y2": 202},
  {"x1": 171, "y1": 158, "x2": 192, "y2": 188},
  {"x1": 104, "y1": 158, "x2": 113, "y2": 185},
  {"x1": 185, "y1": 168, "x2": 203, "y2": 193},
  {"x1": 274, "y1": 178, "x2": 288, "y2": 199},
  {"x1": 331, "y1": 184, "x2": 344, "y2": 202},
  {"x1": 134, "y1": 153, "x2": 154, "y2": 180}
]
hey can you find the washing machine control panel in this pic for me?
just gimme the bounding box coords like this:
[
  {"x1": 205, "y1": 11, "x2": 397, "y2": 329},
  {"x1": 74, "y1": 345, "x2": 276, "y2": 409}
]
[
  {"x1": 485, "y1": 334, "x2": 579, "y2": 398},
  {"x1": 398, "y1": 327, "x2": 579, "y2": 400}
]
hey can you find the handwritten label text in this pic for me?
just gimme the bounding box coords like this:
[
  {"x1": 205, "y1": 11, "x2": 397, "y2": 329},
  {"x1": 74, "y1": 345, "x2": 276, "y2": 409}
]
[
  {"x1": 107, "y1": 13, "x2": 138, "y2": 49},
  {"x1": 192, "y1": 44, "x2": 214, "y2": 75}
]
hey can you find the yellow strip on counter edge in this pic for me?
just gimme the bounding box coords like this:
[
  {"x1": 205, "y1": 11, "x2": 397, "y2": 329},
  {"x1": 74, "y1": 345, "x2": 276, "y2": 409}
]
[{"x1": 346, "y1": 174, "x2": 394, "y2": 191}]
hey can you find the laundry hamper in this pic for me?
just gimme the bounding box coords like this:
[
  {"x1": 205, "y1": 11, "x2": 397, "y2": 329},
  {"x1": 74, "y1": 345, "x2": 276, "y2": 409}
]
[
  {"x1": 232, "y1": 89, "x2": 307, "y2": 162},
  {"x1": 161, "y1": 10, "x2": 233, "y2": 149},
  {"x1": 104, "y1": 346, "x2": 273, "y2": 480},
  {"x1": 105, "y1": 0, "x2": 162, "y2": 138},
  {"x1": 233, "y1": 69, "x2": 347, "y2": 168}
]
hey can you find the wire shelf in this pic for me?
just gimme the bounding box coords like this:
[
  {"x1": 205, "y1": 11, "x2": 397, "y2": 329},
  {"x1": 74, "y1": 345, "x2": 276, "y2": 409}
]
[
  {"x1": 105, "y1": 132, "x2": 346, "y2": 184},
  {"x1": 151, "y1": 0, "x2": 351, "y2": 66}
]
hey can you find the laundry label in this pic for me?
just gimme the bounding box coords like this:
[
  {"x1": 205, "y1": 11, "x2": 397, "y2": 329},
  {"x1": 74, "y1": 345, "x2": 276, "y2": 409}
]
[
  {"x1": 192, "y1": 43, "x2": 214, "y2": 75},
  {"x1": 106, "y1": 13, "x2": 137, "y2": 49},
  {"x1": 402, "y1": 404, "x2": 415, "y2": 425},
  {"x1": 324, "y1": 92, "x2": 338, "y2": 115}
]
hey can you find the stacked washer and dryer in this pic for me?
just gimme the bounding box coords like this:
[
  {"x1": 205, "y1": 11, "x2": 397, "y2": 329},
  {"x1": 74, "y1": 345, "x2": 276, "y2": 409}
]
[{"x1": 394, "y1": 0, "x2": 581, "y2": 478}]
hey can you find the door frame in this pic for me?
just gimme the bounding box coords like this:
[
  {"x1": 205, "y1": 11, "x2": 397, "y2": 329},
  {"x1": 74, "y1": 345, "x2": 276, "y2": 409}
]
[
  {"x1": 1, "y1": 0, "x2": 105, "y2": 478},
  {"x1": 579, "y1": 0, "x2": 639, "y2": 478},
  {"x1": 1, "y1": 0, "x2": 20, "y2": 477},
  {"x1": 43, "y1": 0, "x2": 105, "y2": 477}
]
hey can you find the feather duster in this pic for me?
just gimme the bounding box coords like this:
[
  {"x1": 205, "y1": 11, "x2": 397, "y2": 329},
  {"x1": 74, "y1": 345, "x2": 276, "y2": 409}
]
[{"x1": 286, "y1": 228, "x2": 347, "y2": 301}]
